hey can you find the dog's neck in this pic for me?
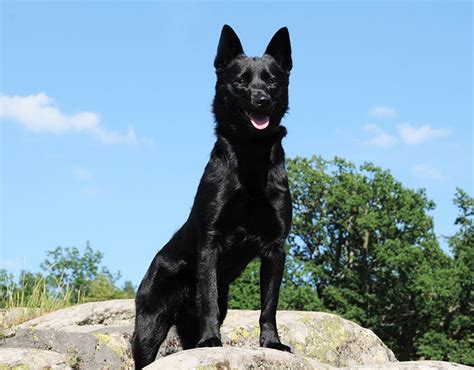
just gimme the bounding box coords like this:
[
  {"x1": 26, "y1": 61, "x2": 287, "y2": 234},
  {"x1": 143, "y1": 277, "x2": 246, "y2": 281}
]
[
  {"x1": 216, "y1": 125, "x2": 286, "y2": 145},
  {"x1": 213, "y1": 126, "x2": 287, "y2": 191},
  {"x1": 215, "y1": 126, "x2": 286, "y2": 162}
]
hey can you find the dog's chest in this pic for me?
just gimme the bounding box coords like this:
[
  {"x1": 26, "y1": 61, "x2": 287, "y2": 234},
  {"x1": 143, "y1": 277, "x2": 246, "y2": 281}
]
[
  {"x1": 210, "y1": 135, "x2": 290, "y2": 248},
  {"x1": 216, "y1": 184, "x2": 287, "y2": 249}
]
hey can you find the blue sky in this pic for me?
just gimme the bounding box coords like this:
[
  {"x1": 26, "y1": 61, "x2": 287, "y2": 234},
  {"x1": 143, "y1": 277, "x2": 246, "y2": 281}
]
[{"x1": 1, "y1": 1, "x2": 472, "y2": 287}]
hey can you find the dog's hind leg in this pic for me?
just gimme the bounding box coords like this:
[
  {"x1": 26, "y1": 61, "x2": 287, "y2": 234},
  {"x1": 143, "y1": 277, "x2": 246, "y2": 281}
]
[
  {"x1": 132, "y1": 254, "x2": 187, "y2": 368},
  {"x1": 131, "y1": 306, "x2": 173, "y2": 369}
]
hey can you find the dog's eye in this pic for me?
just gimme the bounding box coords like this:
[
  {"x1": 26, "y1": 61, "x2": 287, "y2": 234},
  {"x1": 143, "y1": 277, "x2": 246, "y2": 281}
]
[
  {"x1": 267, "y1": 77, "x2": 277, "y2": 86},
  {"x1": 235, "y1": 77, "x2": 247, "y2": 86}
]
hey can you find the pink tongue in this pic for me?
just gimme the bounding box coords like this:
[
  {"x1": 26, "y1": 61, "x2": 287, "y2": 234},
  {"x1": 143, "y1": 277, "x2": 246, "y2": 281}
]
[{"x1": 250, "y1": 116, "x2": 270, "y2": 130}]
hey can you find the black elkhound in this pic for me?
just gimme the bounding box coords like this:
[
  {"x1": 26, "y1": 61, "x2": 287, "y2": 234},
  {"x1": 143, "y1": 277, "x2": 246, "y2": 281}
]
[{"x1": 132, "y1": 25, "x2": 293, "y2": 368}]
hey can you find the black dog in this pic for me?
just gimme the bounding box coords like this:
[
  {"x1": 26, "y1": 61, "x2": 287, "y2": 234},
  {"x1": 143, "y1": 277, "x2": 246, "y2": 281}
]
[{"x1": 132, "y1": 25, "x2": 293, "y2": 369}]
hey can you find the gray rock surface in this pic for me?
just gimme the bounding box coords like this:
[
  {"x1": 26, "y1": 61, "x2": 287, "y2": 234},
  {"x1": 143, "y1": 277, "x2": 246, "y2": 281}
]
[
  {"x1": 12, "y1": 299, "x2": 135, "y2": 332},
  {"x1": 0, "y1": 307, "x2": 40, "y2": 329},
  {"x1": 1, "y1": 300, "x2": 471, "y2": 370},
  {"x1": 2, "y1": 300, "x2": 182, "y2": 368},
  {"x1": 221, "y1": 309, "x2": 396, "y2": 367},
  {"x1": 145, "y1": 350, "x2": 473, "y2": 370},
  {"x1": 145, "y1": 347, "x2": 334, "y2": 370},
  {"x1": 341, "y1": 362, "x2": 473, "y2": 370},
  {"x1": 0, "y1": 347, "x2": 71, "y2": 369}
]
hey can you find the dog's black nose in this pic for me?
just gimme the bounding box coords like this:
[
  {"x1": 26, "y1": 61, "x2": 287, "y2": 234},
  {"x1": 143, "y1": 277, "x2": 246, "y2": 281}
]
[{"x1": 255, "y1": 95, "x2": 271, "y2": 109}]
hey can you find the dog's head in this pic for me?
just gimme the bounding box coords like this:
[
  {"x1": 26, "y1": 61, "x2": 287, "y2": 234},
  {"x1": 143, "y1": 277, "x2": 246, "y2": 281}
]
[{"x1": 213, "y1": 25, "x2": 292, "y2": 139}]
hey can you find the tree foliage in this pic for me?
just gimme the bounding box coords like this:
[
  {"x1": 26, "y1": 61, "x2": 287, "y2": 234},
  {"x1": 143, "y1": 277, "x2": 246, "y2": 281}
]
[
  {"x1": 416, "y1": 188, "x2": 473, "y2": 364},
  {"x1": 228, "y1": 256, "x2": 325, "y2": 312},
  {"x1": 40, "y1": 241, "x2": 120, "y2": 301}
]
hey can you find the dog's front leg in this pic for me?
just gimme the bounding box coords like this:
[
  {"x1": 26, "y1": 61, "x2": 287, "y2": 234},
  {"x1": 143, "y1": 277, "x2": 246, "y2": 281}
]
[
  {"x1": 196, "y1": 234, "x2": 222, "y2": 348},
  {"x1": 259, "y1": 245, "x2": 291, "y2": 352}
]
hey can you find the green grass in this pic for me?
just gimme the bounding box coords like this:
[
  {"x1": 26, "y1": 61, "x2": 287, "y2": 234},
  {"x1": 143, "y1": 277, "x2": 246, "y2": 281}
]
[{"x1": 1, "y1": 273, "x2": 82, "y2": 327}]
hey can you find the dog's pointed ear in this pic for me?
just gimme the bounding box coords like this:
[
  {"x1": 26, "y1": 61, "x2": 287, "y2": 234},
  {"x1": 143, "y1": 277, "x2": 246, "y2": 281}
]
[
  {"x1": 214, "y1": 25, "x2": 244, "y2": 70},
  {"x1": 264, "y1": 27, "x2": 292, "y2": 73}
]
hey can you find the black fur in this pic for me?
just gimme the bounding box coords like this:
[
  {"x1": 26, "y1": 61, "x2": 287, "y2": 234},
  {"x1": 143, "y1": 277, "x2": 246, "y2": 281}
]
[{"x1": 132, "y1": 25, "x2": 293, "y2": 369}]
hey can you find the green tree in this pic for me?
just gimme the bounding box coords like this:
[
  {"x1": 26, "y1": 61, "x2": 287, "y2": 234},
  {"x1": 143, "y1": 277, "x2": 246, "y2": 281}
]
[
  {"x1": 0, "y1": 269, "x2": 15, "y2": 308},
  {"x1": 287, "y1": 156, "x2": 447, "y2": 359},
  {"x1": 229, "y1": 260, "x2": 261, "y2": 310},
  {"x1": 229, "y1": 255, "x2": 324, "y2": 312},
  {"x1": 85, "y1": 274, "x2": 118, "y2": 302},
  {"x1": 416, "y1": 189, "x2": 473, "y2": 364},
  {"x1": 115, "y1": 280, "x2": 136, "y2": 299},
  {"x1": 279, "y1": 254, "x2": 324, "y2": 311},
  {"x1": 40, "y1": 241, "x2": 120, "y2": 302},
  {"x1": 285, "y1": 156, "x2": 474, "y2": 363}
]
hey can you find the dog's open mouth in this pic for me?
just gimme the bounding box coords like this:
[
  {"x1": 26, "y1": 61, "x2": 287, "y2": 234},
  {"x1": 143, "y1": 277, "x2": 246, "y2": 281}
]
[
  {"x1": 238, "y1": 108, "x2": 272, "y2": 131},
  {"x1": 250, "y1": 115, "x2": 270, "y2": 130}
]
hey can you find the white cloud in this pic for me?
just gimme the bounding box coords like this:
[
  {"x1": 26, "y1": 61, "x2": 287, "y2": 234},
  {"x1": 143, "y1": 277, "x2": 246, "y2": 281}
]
[
  {"x1": 398, "y1": 123, "x2": 450, "y2": 145},
  {"x1": 0, "y1": 93, "x2": 150, "y2": 144},
  {"x1": 369, "y1": 105, "x2": 396, "y2": 118},
  {"x1": 362, "y1": 124, "x2": 397, "y2": 147},
  {"x1": 412, "y1": 164, "x2": 443, "y2": 180},
  {"x1": 72, "y1": 167, "x2": 92, "y2": 181}
]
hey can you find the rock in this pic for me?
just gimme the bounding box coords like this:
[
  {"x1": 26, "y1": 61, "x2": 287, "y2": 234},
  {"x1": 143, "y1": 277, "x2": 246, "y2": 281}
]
[
  {"x1": 3, "y1": 299, "x2": 137, "y2": 369},
  {"x1": 1, "y1": 299, "x2": 180, "y2": 369},
  {"x1": 13, "y1": 299, "x2": 135, "y2": 331},
  {"x1": 145, "y1": 347, "x2": 335, "y2": 370},
  {"x1": 2, "y1": 300, "x2": 394, "y2": 368},
  {"x1": 145, "y1": 351, "x2": 472, "y2": 370},
  {"x1": 221, "y1": 310, "x2": 396, "y2": 367},
  {"x1": 340, "y1": 362, "x2": 473, "y2": 370},
  {"x1": 3, "y1": 326, "x2": 134, "y2": 369},
  {"x1": 0, "y1": 348, "x2": 71, "y2": 369},
  {"x1": 0, "y1": 307, "x2": 41, "y2": 329},
  {"x1": 1, "y1": 300, "x2": 470, "y2": 370}
]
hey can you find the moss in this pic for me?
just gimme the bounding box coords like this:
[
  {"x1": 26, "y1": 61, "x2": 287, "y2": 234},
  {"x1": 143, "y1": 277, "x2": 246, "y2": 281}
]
[
  {"x1": 0, "y1": 365, "x2": 29, "y2": 370},
  {"x1": 27, "y1": 327, "x2": 52, "y2": 351},
  {"x1": 300, "y1": 314, "x2": 313, "y2": 325},
  {"x1": 293, "y1": 315, "x2": 349, "y2": 365},
  {"x1": 94, "y1": 333, "x2": 125, "y2": 359},
  {"x1": 196, "y1": 359, "x2": 232, "y2": 370},
  {"x1": 278, "y1": 323, "x2": 291, "y2": 337},
  {"x1": 66, "y1": 346, "x2": 83, "y2": 369},
  {"x1": 229, "y1": 326, "x2": 259, "y2": 345}
]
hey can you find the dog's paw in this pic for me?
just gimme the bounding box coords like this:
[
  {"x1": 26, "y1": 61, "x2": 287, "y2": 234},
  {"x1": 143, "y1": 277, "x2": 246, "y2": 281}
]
[
  {"x1": 196, "y1": 337, "x2": 222, "y2": 348},
  {"x1": 262, "y1": 342, "x2": 292, "y2": 353}
]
